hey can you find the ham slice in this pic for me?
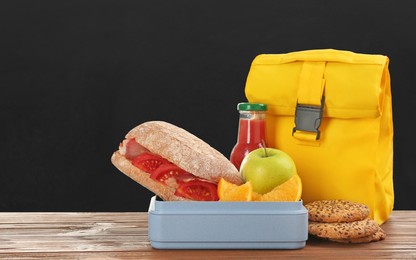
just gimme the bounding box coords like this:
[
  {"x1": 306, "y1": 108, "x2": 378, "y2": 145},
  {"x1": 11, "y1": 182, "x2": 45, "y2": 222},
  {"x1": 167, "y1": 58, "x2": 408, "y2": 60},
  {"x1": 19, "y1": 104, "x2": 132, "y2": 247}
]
[{"x1": 119, "y1": 138, "x2": 149, "y2": 160}]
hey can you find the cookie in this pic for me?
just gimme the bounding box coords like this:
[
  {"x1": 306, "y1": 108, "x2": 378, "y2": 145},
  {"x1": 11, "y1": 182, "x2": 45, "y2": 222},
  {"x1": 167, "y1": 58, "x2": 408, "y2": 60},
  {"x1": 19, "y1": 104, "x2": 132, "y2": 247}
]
[
  {"x1": 308, "y1": 218, "x2": 379, "y2": 240},
  {"x1": 329, "y1": 225, "x2": 386, "y2": 243},
  {"x1": 305, "y1": 200, "x2": 370, "y2": 223}
]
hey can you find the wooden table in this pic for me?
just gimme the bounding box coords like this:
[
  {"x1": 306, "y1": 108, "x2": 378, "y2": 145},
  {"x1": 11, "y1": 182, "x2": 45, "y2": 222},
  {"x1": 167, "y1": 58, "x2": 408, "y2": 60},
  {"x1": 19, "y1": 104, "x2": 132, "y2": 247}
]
[{"x1": 0, "y1": 211, "x2": 415, "y2": 259}]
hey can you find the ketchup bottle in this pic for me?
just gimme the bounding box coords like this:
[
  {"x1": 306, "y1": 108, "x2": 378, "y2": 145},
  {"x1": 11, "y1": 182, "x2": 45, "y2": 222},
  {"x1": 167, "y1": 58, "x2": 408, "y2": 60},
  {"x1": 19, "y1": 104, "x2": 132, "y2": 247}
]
[{"x1": 230, "y1": 102, "x2": 267, "y2": 170}]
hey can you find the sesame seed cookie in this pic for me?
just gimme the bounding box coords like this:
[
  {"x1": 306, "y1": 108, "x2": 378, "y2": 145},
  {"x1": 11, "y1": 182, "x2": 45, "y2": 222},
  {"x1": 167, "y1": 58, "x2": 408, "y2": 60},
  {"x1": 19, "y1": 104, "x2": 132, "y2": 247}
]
[
  {"x1": 305, "y1": 200, "x2": 370, "y2": 223},
  {"x1": 308, "y1": 218, "x2": 379, "y2": 240},
  {"x1": 329, "y1": 225, "x2": 386, "y2": 243}
]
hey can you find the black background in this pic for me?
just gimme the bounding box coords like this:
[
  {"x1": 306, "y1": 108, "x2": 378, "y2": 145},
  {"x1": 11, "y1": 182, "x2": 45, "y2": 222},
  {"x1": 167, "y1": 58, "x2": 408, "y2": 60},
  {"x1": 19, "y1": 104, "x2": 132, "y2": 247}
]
[{"x1": 1, "y1": 0, "x2": 415, "y2": 211}]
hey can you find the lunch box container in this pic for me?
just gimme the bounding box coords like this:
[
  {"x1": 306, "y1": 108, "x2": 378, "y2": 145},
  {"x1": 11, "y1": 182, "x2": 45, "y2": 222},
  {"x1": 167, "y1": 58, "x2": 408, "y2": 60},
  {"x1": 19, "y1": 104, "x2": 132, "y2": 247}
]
[{"x1": 148, "y1": 196, "x2": 308, "y2": 249}]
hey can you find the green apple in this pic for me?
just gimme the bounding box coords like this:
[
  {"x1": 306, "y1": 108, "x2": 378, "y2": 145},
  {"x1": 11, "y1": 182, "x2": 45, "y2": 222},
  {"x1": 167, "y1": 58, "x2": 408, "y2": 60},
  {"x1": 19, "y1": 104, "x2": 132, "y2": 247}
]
[{"x1": 240, "y1": 147, "x2": 297, "y2": 194}]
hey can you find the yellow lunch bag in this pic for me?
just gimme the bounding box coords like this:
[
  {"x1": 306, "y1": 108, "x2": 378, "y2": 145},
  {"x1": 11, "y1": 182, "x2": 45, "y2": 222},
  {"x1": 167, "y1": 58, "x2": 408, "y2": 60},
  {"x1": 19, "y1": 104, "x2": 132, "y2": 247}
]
[{"x1": 245, "y1": 49, "x2": 394, "y2": 224}]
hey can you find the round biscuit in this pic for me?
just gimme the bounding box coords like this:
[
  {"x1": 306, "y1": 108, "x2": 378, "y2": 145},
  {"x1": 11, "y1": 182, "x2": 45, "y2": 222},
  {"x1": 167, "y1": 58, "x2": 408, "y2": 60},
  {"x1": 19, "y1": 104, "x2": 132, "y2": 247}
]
[
  {"x1": 308, "y1": 218, "x2": 379, "y2": 240},
  {"x1": 329, "y1": 225, "x2": 386, "y2": 243},
  {"x1": 305, "y1": 200, "x2": 370, "y2": 223}
]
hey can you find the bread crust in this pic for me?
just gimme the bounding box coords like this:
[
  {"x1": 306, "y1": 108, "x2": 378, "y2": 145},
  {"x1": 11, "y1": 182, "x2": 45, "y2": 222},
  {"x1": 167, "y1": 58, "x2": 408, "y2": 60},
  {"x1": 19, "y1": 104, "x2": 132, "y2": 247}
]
[
  {"x1": 125, "y1": 121, "x2": 242, "y2": 185},
  {"x1": 111, "y1": 151, "x2": 187, "y2": 201}
]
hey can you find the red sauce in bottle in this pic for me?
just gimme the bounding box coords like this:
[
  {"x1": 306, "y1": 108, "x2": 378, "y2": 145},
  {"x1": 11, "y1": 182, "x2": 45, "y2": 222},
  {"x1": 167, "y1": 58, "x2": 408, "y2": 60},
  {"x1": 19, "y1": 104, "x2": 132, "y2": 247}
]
[{"x1": 230, "y1": 103, "x2": 267, "y2": 170}]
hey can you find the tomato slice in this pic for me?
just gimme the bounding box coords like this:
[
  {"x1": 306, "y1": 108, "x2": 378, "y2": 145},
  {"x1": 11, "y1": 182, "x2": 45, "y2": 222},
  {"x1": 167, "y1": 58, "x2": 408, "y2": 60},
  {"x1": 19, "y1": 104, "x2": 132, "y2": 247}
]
[
  {"x1": 131, "y1": 152, "x2": 170, "y2": 173},
  {"x1": 150, "y1": 164, "x2": 194, "y2": 184},
  {"x1": 174, "y1": 180, "x2": 219, "y2": 201}
]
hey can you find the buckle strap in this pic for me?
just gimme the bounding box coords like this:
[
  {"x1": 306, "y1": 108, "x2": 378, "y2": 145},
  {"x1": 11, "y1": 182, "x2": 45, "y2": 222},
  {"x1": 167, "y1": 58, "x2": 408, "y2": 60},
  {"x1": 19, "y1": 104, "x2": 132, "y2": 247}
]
[
  {"x1": 293, "y1": 61, "x2": 326, "y2": 141},
  {"x1": 297, "y1": 61, "x2": 326, "y2": 106}
]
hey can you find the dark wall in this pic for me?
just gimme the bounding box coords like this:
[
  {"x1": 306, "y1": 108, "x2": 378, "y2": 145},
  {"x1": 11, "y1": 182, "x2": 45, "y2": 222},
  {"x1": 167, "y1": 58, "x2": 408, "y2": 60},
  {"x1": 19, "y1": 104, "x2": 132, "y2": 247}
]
[{"x1": 1, "y1": 0, "x2": 414, "y2": 211}]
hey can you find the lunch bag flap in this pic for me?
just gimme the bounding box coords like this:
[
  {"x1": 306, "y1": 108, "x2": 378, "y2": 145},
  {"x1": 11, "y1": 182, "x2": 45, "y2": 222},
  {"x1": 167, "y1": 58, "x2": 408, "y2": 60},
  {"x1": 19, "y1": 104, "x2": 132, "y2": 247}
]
[{"x1": 246, "y1": 49, "x2": 388, "y2": 117}]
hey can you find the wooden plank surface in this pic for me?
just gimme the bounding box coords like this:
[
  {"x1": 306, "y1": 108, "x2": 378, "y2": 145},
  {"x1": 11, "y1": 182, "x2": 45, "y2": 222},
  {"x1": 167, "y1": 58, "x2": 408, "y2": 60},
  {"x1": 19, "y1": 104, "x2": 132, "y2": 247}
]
[{"x1": 0, "y1": 211, "x2": 415, "y2": 259}]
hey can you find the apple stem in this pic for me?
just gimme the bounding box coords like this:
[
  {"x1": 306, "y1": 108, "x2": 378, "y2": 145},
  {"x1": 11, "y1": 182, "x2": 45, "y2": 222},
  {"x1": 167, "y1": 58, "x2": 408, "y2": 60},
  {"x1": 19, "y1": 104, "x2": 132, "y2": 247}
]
[{"x1": 261, "y1": 140, "x2": 268, "y2": 157}]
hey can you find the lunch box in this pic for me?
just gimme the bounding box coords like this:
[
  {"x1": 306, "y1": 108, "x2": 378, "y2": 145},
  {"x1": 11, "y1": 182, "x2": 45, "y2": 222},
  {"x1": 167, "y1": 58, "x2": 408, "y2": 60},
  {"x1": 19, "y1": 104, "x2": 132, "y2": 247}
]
[{"x1": 148, "y1": 196, "x2": 308, "y2": 249}]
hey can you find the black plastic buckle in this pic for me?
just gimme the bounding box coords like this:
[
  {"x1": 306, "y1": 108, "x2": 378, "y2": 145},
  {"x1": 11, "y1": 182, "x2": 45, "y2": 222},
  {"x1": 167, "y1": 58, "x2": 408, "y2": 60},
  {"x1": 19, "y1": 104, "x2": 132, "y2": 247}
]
[{"x1": 292, "y1": 96, "x2": 325, "y2": 140}]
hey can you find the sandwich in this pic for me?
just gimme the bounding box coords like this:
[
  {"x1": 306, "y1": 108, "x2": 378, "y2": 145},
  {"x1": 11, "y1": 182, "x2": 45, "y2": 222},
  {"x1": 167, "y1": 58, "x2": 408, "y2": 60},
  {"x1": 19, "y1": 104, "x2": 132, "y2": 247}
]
[{"x1": 111, "y1": 121, "x2": 242, "y2": 201}]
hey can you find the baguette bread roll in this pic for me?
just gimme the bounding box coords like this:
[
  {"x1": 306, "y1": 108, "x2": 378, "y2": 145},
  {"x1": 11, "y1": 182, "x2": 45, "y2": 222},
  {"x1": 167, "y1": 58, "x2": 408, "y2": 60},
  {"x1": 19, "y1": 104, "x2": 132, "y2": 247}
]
[{"x1": 111, "y1": 121, "x2": 242, "y2": 201}]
